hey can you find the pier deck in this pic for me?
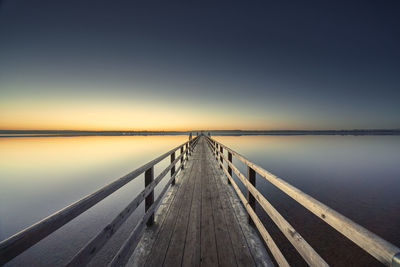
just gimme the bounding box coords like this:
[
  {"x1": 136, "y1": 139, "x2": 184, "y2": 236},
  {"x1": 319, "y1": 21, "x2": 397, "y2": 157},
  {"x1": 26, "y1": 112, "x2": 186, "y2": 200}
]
[{"x1": 128, "y1": 137, "x2": 272, "y2": 267}]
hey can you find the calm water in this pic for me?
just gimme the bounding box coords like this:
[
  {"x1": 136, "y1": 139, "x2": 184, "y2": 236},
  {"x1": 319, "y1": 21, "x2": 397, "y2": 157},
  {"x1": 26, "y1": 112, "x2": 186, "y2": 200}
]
[
  {"x1": 0, "y1": 135, "x2": 187, "y2": 266},
  {"x1": 214, "y1": 135, "x2": 400, "y2": 266},
  {"x1": 1, "y1": 135, "x2": 399, "y2": 266}
]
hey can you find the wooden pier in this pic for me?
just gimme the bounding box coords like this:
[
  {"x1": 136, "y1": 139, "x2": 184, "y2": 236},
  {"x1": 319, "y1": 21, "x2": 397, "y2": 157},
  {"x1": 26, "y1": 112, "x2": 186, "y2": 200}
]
[
  {"x1": 126, "y1": 136, "x2": 272, "y2": 267},
  {"x1": 1, "y1": 135, "x2": 399, "y2": 266}
]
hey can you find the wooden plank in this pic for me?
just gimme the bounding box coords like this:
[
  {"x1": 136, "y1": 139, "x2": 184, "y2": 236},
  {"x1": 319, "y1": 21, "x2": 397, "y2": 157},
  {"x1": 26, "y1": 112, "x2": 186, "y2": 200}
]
[
  {"x1": 126, "y1": 153, "x2": 194, "y2": 267},
  {"x1": 221, "y1": 152, "x2": 328, "y2": 266},
  {"x1": 182, "y1": 159, "x2": 202, "y2": 267},
  {"x1": 209, "y1": 137, "x2": 400, "y2": 266},
  {"x1": 66, "y1": 149, "x2": 188, "y2": 266},
  {"x1": 200, "y1": 143, "x2": 219, "y2": 267},
  {"x1": 109, "y1": 162, "x2": 184, "y2": 267},
  {"x1": 208, "y1": 156, "x2": 256, "y2": 267},
  {"x1": 163, "y1": 154, "x2": 199, "y2": 267},
  {"x1": 207, "y1": 156, "x2": 237, "y2": 267},
  {"x1": 130, "y1": 137, "x2": 273, "y2": 267},
  {"x1": 0, "y1": 141, "x2": 189, "y2": 265},
  {"x1": 211, "y1": 160, "x2": 273, "y2": 267},
  {"x1": 144, "y1": 152, "x2": 196, "y2": 266},
  {"x1": 215, "y1": 154, "x2": 289, "y2": 267}
]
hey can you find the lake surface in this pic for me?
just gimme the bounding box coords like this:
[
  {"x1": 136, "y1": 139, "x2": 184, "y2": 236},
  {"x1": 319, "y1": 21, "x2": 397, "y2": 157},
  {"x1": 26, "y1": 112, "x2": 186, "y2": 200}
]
[
  {"x1": 0, "y1": 135, "x2": 187, "y2": 266},
  {"x1": 1, "y1": 135, "x2": 399, "y2": 266},
  {"x1": 213, "y1": 135, "x2": 400, "y2": 266}
]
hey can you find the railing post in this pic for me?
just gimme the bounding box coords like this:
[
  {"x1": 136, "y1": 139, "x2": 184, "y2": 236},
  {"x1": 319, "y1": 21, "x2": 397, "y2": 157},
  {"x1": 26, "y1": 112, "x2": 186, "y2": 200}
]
[
  {"x1": 145, "y1": 166, "x2": 154, "y2": 226},
  {"x1": 220, "y1": 146, "x2": 223, "y2": 169},
  {"x1": 180, "y1": 146, "x2": 184, "y2": 170},
  {"x1": 227, "y1": 152, "x2": 232, "y2": 184},
  {"x1": 171, "y1": 152, "x2": 176, "y2": 185},
  {"x1": 247, "y1": 166, "x2": 256, "y2": 225}
]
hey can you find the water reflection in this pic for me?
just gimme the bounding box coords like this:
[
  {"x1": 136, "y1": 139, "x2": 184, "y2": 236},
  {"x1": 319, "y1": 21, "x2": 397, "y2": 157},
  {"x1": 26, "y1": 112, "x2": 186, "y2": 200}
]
[
  {"x1": 1, "y1": 135, "x2": 399, "y2": 266},
  {"x1": 0, "y1": 135, "x2": 187, "y2": 266},
  {"x1": 214, "y1": 135, "x2": 400, "y2": 266}
]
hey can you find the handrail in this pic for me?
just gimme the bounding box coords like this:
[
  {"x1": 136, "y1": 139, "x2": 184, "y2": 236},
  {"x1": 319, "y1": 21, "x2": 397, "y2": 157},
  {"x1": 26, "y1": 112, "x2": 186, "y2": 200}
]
[
  {"x1": 206, "y1": 136, "x2": 400, "y2": 266},
  {"x1": 66, "y1": 145, "x2": 189, "y2": 266},
  {"x1": 0, "y1": 136, "x2": 200, "y2": 265},
  {"x1": 109, "y1": 160, "x2": 182, "y2": 267},
  {"x1": 206, "y1": 138, "x2": 290, "y2": 266}
]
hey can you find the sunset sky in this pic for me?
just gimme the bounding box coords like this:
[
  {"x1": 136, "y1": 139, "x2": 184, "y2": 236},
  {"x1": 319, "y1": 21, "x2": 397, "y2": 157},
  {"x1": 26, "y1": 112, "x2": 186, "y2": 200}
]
[{"x1": 1, "y1": 1, "x2": 399, "y2": 130}]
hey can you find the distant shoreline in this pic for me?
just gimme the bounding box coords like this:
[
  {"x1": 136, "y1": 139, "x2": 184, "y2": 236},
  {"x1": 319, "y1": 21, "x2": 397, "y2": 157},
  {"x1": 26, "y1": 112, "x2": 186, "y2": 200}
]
[{"x1": 1, "y1": 129, "x2": 400, "y2": 137}]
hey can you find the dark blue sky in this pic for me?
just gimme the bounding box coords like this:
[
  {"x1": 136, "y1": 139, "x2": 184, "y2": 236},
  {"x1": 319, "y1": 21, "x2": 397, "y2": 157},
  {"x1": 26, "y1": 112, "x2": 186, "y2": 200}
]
[{"x1": 1, "y1": 1, "x2": 399, "y2": 130}]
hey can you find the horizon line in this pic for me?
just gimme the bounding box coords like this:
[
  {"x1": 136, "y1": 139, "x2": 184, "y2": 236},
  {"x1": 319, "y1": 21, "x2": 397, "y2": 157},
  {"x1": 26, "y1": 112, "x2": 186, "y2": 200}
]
[{"x1": 1, "y1": 128, "x2": 399, "y2": 132}]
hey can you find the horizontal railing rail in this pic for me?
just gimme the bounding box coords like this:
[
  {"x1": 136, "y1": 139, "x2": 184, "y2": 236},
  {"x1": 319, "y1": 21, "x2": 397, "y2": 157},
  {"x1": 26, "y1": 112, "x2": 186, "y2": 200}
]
[
  {"x1": 205, "y1": 136, "x2": 400, "y2": 267},
  {"x1": 0, "y1": 135, "x2": 200, "y2": 266}
]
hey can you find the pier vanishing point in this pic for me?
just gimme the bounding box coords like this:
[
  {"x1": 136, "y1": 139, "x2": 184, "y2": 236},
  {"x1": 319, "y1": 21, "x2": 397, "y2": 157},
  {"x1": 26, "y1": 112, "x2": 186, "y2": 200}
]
[{"x1": 0, "y1": 135, "x2": 399, "y2": 266}]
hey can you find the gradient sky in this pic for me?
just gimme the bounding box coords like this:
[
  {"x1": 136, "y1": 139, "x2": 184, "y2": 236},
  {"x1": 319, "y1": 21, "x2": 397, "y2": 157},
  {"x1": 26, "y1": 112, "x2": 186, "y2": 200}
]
[{"x1": 0, "y1": 1, "x2": 399, "y2": 130}]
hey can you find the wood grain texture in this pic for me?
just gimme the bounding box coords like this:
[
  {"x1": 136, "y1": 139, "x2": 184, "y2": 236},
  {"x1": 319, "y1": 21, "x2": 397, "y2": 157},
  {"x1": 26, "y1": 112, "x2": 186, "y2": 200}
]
[
  {"x1": 66, "y1": 147, "x2": 189, "y2": 266},
  {"x1": 208, "y1": 136, "x2": 400, "y2": 266},
  {"x1": 219, "y1": 151, "x2": 328, "y2": 266},
  {"x1": 0, "y1": 139, "x2": 193, "y2": 266},
  {"x1": 215, "y1": 154, "x2": 289, "y2": 267},
  {"x1": 130, "y1": 136, "x2": 272, "y2": 267}
]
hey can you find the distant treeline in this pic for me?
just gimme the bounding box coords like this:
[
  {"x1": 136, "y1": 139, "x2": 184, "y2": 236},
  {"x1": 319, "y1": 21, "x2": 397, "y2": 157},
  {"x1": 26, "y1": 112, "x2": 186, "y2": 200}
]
[{"x1": 1, "y1": 129, "x2": 400, "y2": 137}]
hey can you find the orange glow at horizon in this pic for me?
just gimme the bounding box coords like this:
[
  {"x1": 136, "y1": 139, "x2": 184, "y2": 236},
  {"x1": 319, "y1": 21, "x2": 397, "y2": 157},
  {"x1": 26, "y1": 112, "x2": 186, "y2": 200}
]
[{"x1": 0, "y1": 97, "x2": 302, "y2": 131}]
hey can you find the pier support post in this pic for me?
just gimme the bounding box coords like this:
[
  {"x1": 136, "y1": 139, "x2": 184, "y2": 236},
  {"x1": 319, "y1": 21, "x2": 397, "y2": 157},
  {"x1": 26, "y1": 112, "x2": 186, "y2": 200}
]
[
  {"x1": 220, "y1": 146, "x2": 223, "y2": 169},
  {"x1": 227, "y1": 152, "x2": 232, "y2": 184},
  {"x1": 247, "y1": 166, "x2": 256, "y2": 225},
  {"x1": 171, "y1": 152, "x2": 176, "y2": 185},
  {"x1": 180, "y1": 146, "x2": 184, "y2": 170},
  {"x1": 145, "y1": 167, "x2": 154, "y2": 226}
]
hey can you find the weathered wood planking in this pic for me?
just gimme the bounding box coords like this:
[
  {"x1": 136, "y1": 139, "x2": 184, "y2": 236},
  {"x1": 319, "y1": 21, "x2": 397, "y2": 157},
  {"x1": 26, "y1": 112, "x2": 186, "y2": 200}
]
[
  {"x1": 181, "y1": 160, "x2": 202, "y2": 267},
  {"x1": 200, "y1": 146, "x2": 219, "y2": 267},
  {"x1": 109, "y1": 161, "x2": 185, "y2": 267},
  {"x1": 129, "y1": 136, "x2": 273, "y2": 267},
  {"x1": 208, "y1": 136, "x2": 400, "y2": 267},
  {"x1": 217, "y1": 150, "x2": 328, "y2": 266},
  {"x1": 207, "y1": 153, "x2": 247, "y2": 267},
  {"x1": 127, "y1": 151, "x2": 196, "y2": 267},
  {"x1": 207, "y1": 157, "x2": 237, "y2": 267},
  {"x1": 0, "y1": 139, "x2": 193, "y2": 266},
  {"x1": 66, "y1": 147, "x2": 189, "y2": 266},
  {"x1": 214, "y1": 151, "x2": 289, "y2": 267},
  {"x1": 209, "y1": 156, "x2": 273, "y2": 267},
  {"x1": 208, "y1": 155, "x2": 258, "y2": 267},
  {"x1": 163, "y1": 156, "x2": 198, "y2": 266},
  {"x1": 144, "y1": 164, "x2": 194, "y2": 266}
]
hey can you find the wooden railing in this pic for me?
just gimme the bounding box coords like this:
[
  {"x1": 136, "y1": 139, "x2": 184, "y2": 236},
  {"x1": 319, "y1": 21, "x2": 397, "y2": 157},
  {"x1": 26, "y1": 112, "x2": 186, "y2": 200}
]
[
  {"x1": 0, "y1": 135, "x2": 200, "y2": 266},
  {"x1": 205, "y1": 136, "x2": 400, "y2": 267}
]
